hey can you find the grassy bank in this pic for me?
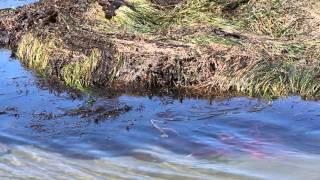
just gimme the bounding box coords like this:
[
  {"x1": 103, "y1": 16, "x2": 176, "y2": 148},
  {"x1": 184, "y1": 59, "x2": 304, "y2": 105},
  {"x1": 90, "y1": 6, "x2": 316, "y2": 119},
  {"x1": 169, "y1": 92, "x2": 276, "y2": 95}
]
[{"x1": 1, "y1": 0, "x2": 319, "y2": 98}]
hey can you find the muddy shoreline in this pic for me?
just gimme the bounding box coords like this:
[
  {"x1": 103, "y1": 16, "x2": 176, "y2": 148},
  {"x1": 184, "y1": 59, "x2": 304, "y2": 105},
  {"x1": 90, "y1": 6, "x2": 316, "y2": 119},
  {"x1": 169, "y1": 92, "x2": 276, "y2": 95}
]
[{"x1": 0, "y1": 0, "x2": 319, "y2": 98}]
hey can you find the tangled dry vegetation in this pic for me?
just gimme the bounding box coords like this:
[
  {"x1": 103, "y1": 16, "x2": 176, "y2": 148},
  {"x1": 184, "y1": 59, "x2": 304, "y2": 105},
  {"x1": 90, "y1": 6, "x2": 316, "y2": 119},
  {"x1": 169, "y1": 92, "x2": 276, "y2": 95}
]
[{"x1": 0, "y1": 0, "x2": 320, "y2": 98}]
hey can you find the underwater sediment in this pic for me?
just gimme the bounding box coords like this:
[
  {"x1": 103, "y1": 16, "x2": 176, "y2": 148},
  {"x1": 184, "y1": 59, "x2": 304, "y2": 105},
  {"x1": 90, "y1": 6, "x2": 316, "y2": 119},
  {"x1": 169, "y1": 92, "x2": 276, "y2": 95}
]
[{"x1": 0, "y1": 0, "x2": 319, "y2": 98}]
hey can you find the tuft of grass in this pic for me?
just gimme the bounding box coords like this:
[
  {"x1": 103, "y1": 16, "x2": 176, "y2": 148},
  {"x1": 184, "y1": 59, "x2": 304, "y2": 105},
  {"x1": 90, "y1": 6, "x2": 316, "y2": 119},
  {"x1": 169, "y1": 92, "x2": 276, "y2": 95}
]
[
  {"x1": 237, "y1": 59, "x2": 320, "y2": 98},
  {"x1": 105, "y1": 0, "x2": 320, "y2": 40},
  {"x1": 62, "y1": 49, "x2": 101, "y2": 90},
  {"x1": 17, "y1": 33, "x2": 54, "y2": 75},
  {"x1": 237, "y1": 0, "x2": 319, "y2": 39},
  {"x1": 110, "y1": 0, "x2": 167, "y2": 33},
  {"x1": 109, "y1": 0, "x2": 239, "y2": 33}
]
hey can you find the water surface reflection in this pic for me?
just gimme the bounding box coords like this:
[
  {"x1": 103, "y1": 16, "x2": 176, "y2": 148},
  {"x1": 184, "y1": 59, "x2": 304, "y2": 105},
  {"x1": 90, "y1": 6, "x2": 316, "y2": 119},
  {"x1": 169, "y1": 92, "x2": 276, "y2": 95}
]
[{"x1": 1, "y1": 49, "x2": 320, "y2": 179}]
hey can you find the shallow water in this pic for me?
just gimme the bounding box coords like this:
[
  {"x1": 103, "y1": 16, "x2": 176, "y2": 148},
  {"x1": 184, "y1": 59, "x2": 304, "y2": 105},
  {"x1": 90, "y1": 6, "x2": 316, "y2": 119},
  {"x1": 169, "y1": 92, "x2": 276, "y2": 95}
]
[
  {"x1": 1, "y1": 1, "x2": 320, "y2": 179},
  {"x1": 1, "y1": 49, "x2": 320, "y2": 179},
  {"x1": 0, "y1": 0, "x2": 36, "y2": 9}
]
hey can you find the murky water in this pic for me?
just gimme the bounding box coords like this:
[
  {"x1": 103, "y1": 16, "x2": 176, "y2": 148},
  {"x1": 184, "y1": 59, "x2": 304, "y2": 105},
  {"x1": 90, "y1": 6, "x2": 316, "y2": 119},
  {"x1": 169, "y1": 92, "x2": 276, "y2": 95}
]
[{"x1": 1, "y1": 1, "x2": 320, "y2": 179}]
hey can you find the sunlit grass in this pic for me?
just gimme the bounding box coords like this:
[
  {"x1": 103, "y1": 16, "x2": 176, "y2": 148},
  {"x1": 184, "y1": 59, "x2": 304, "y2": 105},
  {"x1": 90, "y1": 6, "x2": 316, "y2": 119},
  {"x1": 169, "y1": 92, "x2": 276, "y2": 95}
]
[
  {"x1": 109, "y1": 0, "x2": 239, "y2": 34},
  {"x1": 62, "y1": 49, "x2": 101, "y2": 90},
  {"x1": 17, "y1": 33, "x2": 55, "y2": 76},
  {"x1": 234, "y1": 48, "x2": 320, "y2": 98},
  {"x1": 238, "y1": 0, "x2": 319, "y2": 39}
]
